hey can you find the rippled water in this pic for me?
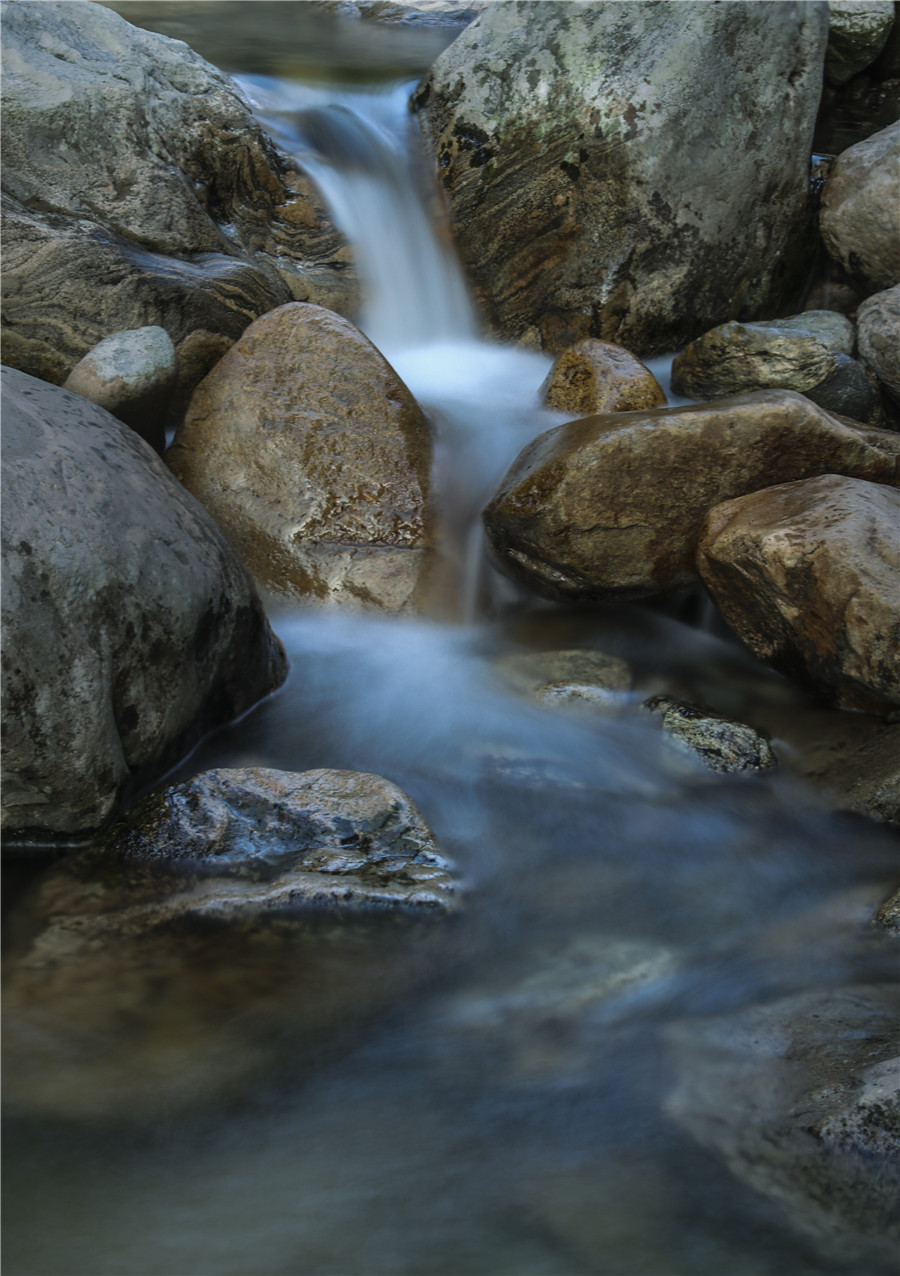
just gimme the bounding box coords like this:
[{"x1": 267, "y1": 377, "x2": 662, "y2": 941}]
[{"x1": 5, "y1": 7, "x2": 898, "y2": 1275}]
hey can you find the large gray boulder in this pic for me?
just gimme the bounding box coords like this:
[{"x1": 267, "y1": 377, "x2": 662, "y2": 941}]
[
  {"x1": 819, "y1": 121, "x2": 900, "y2": 296},
  {"x1": 1, "y1": 368, "x2": 287, "y2": 844},
  {"x1": 0, "y1": 0, "x2": 356, "y2": 399},
  {"x1": 414, "y1": 0, "x2": 827, "y2": 353},
  {"x1": 482, "y1": 390, "x2": 900, "y2": 602}
]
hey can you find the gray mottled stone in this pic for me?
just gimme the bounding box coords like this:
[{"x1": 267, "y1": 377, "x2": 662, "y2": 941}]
[
  {"x1": 804, "y1": 353, "x2": 885, "y2": 426},
  {"x1": 820, "y1": 122, "x2": 900, "y2": 295},
  {"x1": 857, "y1": 284, "x2": 900, "y2": 404},
  {"x1": 642, "y1": 696, "x2": 777, "y2": 775},
  {"x1": 1, "y1": 0, "x2": 356, "y2": 397},
  {"x1": 825, "y1": 0, "x2": 896, "y2": 85},
  {"x1": 671, "y1": 311, "x2": 855, "y2": 399},
  {"x1": 415, "y1": 1, "x2": 827, "y2": 354},
  {"x1": 1, "y1": 368, "x2": 286, "y2": 843},
  {"x1": 495, "y1": 648, "x2": 632, "y2": 711},
  {"x1": 62, "y1": 326, "x2": 177, "y2": 449}
]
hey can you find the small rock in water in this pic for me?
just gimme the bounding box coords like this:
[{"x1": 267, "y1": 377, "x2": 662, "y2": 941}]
[
  {"x1": 540, "y1": 339, "x2": 666, "y2": 414},
  {"x1": 642, "y1": 695, "x2": 777, "y2": 775},
  {"x1": 872, "y1": 885, "x2": 900, "y2": 932},
  {"x1": 494, "y1": 648, "x2": 633, "y2": 711},
  {"x1": 63, "y1": 326, "x2": 177, "y2": 450}
]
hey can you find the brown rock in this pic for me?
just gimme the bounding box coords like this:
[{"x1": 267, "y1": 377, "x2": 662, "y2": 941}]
[
  {"x1": 857, "y1": 284, "x2": 900, "y2": 405},
  {"x1": 696, "y1": 474, "x2": 900, "y2": 712},
  {"x1": 820, "y1": 121, "x2": 900, "y2": 296},
  {"x1": 166, "y1": 303, "x2": 434, "y2": 613},
  {"x1": 541, "y1": 339, "x2": 666, "y2": 414},
  {"x1": 482, "y1": 390, "x2": 900, "y2": 603}
]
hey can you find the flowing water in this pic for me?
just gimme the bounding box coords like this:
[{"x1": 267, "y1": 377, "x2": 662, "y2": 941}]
[{"x1": 4, "y1": 11, "x2": 899, "y2": 1276}]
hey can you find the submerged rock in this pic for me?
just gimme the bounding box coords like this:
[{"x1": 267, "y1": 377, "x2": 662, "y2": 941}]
[
  {"x1": 541, "y1": 340, "x2": 666, "y2": 415},
  {"x1": 2, "y1": 767, "x2": 458, "y2": 1116},
  {"x1": 820, "y1": 122, "x2": 900, "y2": 296},
  {"x1": 166, "y1": 303, "x2": 434, "y2": 613},
  {"x1": 494, "y1": 648, "x2": 633, "y2": 711},
  {"x1": 415, "y1": 1, "x2": 826, "y2": 353},
  {"x1": 1, "y1": 368, "x2": 286, "y2": 844},
  {"x1": 697, "y1": 474, "x2": 900, "y2": 713},
  {"x1": 62, "y1": 326, "x2": 177, "y2": 451},
  {"x1": 1, "y1": 0, "x2": 356, "y2": 398},
  {"x1": 670, "y1": 311, "x2": 854, "y2": 399},
  {"x1": 482, "y1": 390, "x2": 900, "y2": 603},
  {"x1": 857, "y1": 284, "x2": 900, "y2": 405},
  {"x1": 642, "y1": 696, "x2": 777, "y2": 775},
  {"x1": 665, "y1": 984, "x2": 900, "y2": 1266}
]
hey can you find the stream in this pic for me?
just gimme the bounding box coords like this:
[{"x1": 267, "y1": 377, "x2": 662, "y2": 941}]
[{"x1": 4, "y1": 8, "x2": 899, "y2": 1276}]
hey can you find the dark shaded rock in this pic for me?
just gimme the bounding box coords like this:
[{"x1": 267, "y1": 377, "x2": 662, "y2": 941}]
[
  {"x1": 665, "y1": 984, "x2": 900, "y2": 1267},
  {"x1": 482, "y1": 390, "x2": 900, "y2": 603},
  {"x1": 0, "y1": 0, "x2": 356, "y2": 399},
  {"x1": 671, "y1": 310, "x2": 854, "y2": 399},
  {"x1": 825, "y1": 0, "x2": 896, "y2": 86},
  {"x1": 857, "y1": 283, "x2": 900, "y2": 405},
  {"x1": 697, "y1": 474, "x2": 900, "y2": 713},
  {"x1": 804, "y1": 352, "x2": 885, "y2": 426},
  {"x1": 415, "y1": 1, "x2": 827, "y2": 353},
  {"x1": 1, "y1": 368, "x2": 286, "y2": 843},
  {"x1": 642, "y1": 696, "x2": 777, "y2": 775},
  {"x1": 166, "y1": 303, "x2": 434, "y2": 613},
  {"x1": 820, "y1": 121, "x2": 900, "y2": 295}
]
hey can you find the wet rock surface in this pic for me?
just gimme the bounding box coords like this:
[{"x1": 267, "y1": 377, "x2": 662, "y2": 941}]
[
  {"x1": 872, "y1": 886, "x2": 900, "y2": 931},
  {"x1": 857, "y1": 283, "x2": 900, "y2": 405},
  {"x1": 166, "y1": 303, "x2": 434, "y2": 613},
  {"x1": 803, "y1": 352, "x2": 884, "y2": 426},
  {"x1": 819, "y1": 121, "x2": 900, "y2": 295},
  {"x1": 670, "y1": 310, "x2": 855, "y2": 399},
  {"x1": 1, "y1": 0, "x2": 356, "y2": 397},
  {"x1": 2, "y1": 767, "x2": 458, "y2": 1116},
  {"x1": 62, "y1": 326, "x2": 177, "y2": 450},
  {"x1": 642, "y1": 695, "x2": 777, "y2": 775},
  {"x1": 697, "y1": 474, "x2": 900, "y2": 712},
  {"x1": 415, "y1": 1, "x2": 826, "y2": 353},
  {"x1": 825, "y1": 0, "x2": 896, "y2": 86},
  {"x1": 494, "y1": 648, "x2": 633, "y2": 711},
  {"x1": 540, "y1": 339, "x2": 666, "y2": 415},
  {"x1": 1, "y1": 368, "x2": 286, "y2": 843},
  {"x1": 665, "y1": 983, "x2": 900, "y2": 1267},
  {"x1": 482, "y1": 390, "x2": 900, "y2": 603}
]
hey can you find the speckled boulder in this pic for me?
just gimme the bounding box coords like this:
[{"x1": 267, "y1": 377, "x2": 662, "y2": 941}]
[
  {"x1": 697, "y1": 474, "x2": 900, "y2": 713},
  {"x1": 1, "y1": 368, "x2": 286, "y2": 844},
  {"x1": 541, "y1": 340, "x2": 666, "y2": 414},
  {"x1": 642, "y1": 696, "x2": 776, "y2": 775},
  {"x1": 820, "y1": 122, "x2": 900, "y2": 296},
  {"x1": 166, "y1": 303, "x2": 434, "y2": 613},
  {"x1": 483, "y1": 390, "x2": 900, "y2": 603},
  {"x1": 415, "y1": 1, "x2": 827, "y2": 352}
]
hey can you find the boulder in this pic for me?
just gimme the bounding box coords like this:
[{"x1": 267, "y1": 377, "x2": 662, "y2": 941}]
[
  {"x1": 803, "y1": 353, "x2": 884, "y2": 426},
  {"x1": 0, "y1": 0, "x2": 356, "y2": 398},
  {"x1": 857, "y1": 283, "x2": 900, "y2": 404},
  {"x1": 62, "y1": 326, "x2": 177, "y2": 450},
  {"x1": 825, "y1": 1, "x2": 896, "y2": 85},
  {"x1": 1, "y1": 368, "x2": 286, "y2": 843},
  {"x1": 414, "y1": 1, "x2": 827, "y2": 353},
  {"x1": 696, "y1": 474, "x2": 900, "y2": 712},
  {"x1": 2, "y1": 767, "x2": 457, "y2": 1116},
  {"x1": 670, "y1": 311, "x2": 855, "y2": 398},
  {"x1": 819, "y1": 122, "x2": 900, "y2": 295},
  {"x1": 482, "y1": 390, "x2": 900, "y2": 603},
  {"x1": 665, "y1": 985, "x2": 900, "y2": 1267},
  {"x1": 642, "y1": 695, "x2": 777, "y2": 775},
  {"x1": 541, "y1": 340, "x2": 666, "y2": 414},
  {"x1": 166, "y1": 303, "x2": 434, "y2": 613}
]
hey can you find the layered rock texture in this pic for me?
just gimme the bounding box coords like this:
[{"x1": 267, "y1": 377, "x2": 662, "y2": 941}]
[
  {"x1": 1, "y1": 0, "x2": 356, "y2": 398},
  {"x1": 819, "y1": 121, "x2": 900, "y2": 296},
  {"x1": 415, "y1": 0, "x2": 827, "y2": 353},
  {"x1": 482, "y1": 391, "x2": 900, "y2": 602},
  {"x1": 166, "y1": 303, "x2": 434, "y2": 612},
  {"x1": 1, "y1": 368, "x2": 286, "y2": 843},
  {"x1": 696, "y1": 474, "x2": 900, "y2": 713}
]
